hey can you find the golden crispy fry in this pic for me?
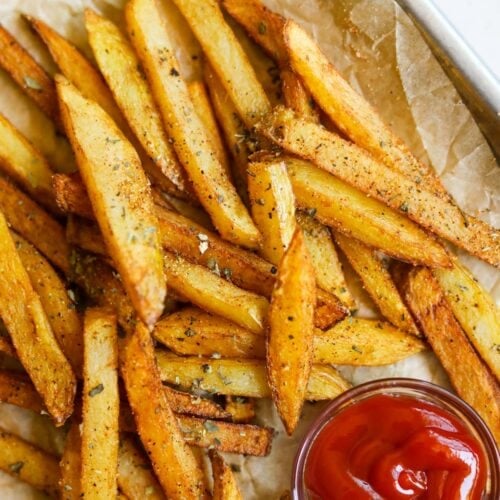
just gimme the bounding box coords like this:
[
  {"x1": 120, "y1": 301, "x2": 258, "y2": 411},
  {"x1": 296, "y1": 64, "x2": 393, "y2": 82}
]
[
  {"x1": 433, "y1": 262, "x2": 500, "y2": 380},
  {"x1": 248, "y1": 160, "x2": 296, "y2": 265},
  {"x1": 178, "y1": 415, "x2": 272, "y2": 456},
  {"x1": 334, "y1": 233, "x2": 419, "y2": 335},
  {"x1": 173, "y1": 0, "x2": 271, "y2": 126},
  {"x1": 0, "y1": 113, "x2": 56, "y2": 211},
  {"x1": 0, "y1": 176, "x2": 69, "y2": 273},
  {"x1": 156, "y1": 352, "x2": 350, "y2": 400},
  {"x1": 0, "y1": 25, "x2": 60, "y2": 126},
  {"x1": 0, "y1": 428, "x2": 60, "y2": 496},
  {"x1": 258, "y1": 107, "x2": 499, "y2": 267},
  {"x1": 57, "y1": 76, "x2": 166, "y2": 327},
  {"x1": 120, "y1": 321, "x2": 205, "y2": 498},
  {"x1": 126, "y1": 0, "x2": 260, "y2": 250},
  {"x1": 224, "y1": 396, "x2": 255, "y2": 423},
  {"x1": 0, "y1": 212, "x2": 75, "y2": 424},
  {"x1": 66, "y1": 216, "x2": 108, "y2": 258},
  {"x1": 296, "y1": 211, "x2": 354, "y2": 310},
  {"x1": 0, "y1": 370, "x2": 44, "y2": 413},
  {"x1": 118, "y1": 435, "x2": 165, "y2": 500},
  {"x1": 84, "y1": 10, "x2": 189, "y2": 194},
  {"x1": 163, "y1": 252, "x2": 269, "y2": 334},
  {"x1": 60, "y1": 420, "x2": 82, "y2": 500},
  {"x1": 165, "y1": 386, "x2": 231, "y2": 419},
  {"x1": 82, "y1": 308, "x2": 119, "y2": 499},
  {"x1": 281, "y1": 68, "x2": 318, "y2": 121},
  {"x1": 400, "y1": 267, "x2": 500, "y2": 442},
  {"x1": 53, "y1": 173, "x2": 94, "y2": 219},
  {"x1": 13, "y1": 232, "x2": 83, "y2": 375},
  {"x1": 210, "y1": 450, "x2": 243, "y2": 500},
  {"x1": 267, "y1": 228, "x2": 315, "y2": 434},
  {"x1": 285, "y1": 157, "x2": 450, "y2": 267}
]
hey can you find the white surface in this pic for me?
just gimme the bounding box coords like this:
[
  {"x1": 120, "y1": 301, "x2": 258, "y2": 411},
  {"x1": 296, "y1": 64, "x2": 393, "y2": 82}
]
[{"x1": 431, "y1": 0, "x2": 500, "y2": 81}]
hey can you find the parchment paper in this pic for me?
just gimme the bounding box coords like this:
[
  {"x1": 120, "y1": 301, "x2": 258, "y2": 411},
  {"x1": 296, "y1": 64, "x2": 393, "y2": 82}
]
[{"x1": 0, "y1": 0, "x2": 498, "y2": 498}]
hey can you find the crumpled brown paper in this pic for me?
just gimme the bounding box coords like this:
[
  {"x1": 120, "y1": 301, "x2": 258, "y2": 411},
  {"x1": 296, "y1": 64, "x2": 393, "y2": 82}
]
[{"x1": 0, "y1": 0, "x2": 498, "y2": 498}]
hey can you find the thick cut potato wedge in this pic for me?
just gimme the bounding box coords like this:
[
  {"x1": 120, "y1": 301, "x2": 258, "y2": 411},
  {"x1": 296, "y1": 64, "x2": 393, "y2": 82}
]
[
  {"x1": 0, "y1": 428, "x2": 60, "y2": 496},
  {"x1": 0, "y1": 113, "x2": 56, "y2": 211},
  {"x1": 400, "y1": 267, "x2": 500, "y2": 442},
  {"x1": 13, "y1": 232, "x2": 83, "y2": 375},
  {"x1": 165, "y1": 387, "x2": 230, "y2": 419},
  {"x1": 285, "y1": 157, "x2": 450, "y2": 267},
  {"x1": 163, "y1": 252, "x2": 269, "y2": 334},
  {"x1": 118, "y1": 435, "x2": 165, "y2": 500},
  {"x1": 60, "y1": 421, "x2": 82, "y2": 500},
  {"x1": 57, "y1": 76, "x2": 166, "y2": 327},
  {"x1": 258, "y1": 107, "x2": 499, "y2": 267},
  {"x1": 0, "y1": 212, "x2": 76, "y2": 424},
  {"x1": 248, "y1": 160, "x2": 296, "y2": 265},
  {"x1": 297, "y1": 212, "x2": 354, "y2": 310},
  {"x1": 0, "y1": 25, "x2": 60, "y2": 127},
  {"x1": 53, "y1": 173, "x2": 94, "y2": 219},
  {"x1": 120, "y1": 321, "x2": 206, "y2": 498},
  {"x1": 210, "y1": 450, "x2": 243, "y2": 500},
  {"x1": 267, "y1": 228, "x2": 315, "y2": 434},
  {"x1": 433, "y1": 262, "x2": 500, "y2": 380},
  {"x1": 172, "y1": 0, "x2": 271, "y2": 126},
  {"x1": 82, "y1": 308, "x2": 119, "y2": 499},
  {"x1": 125, "y1": 0, "x2": 260, "y2": 250},
  {"x1": 224, "y1": 396, "x2": 255, "y2": 423},
  {"x1": 334, "y1": 233, "x2": 419, "y2": 335},
  {"x1": 0, "y1": 370, "x2": 44, "y2": 413},
  {"x1": 0, "y1": 176, "x2": 69, "y2": 273},
  {"x1": 156, "y1": 352, "x2": 350, "y2": 400}
]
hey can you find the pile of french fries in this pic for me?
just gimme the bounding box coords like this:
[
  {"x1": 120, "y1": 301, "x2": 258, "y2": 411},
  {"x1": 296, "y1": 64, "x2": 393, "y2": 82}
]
[{"x1": 0, "y1": 0, "x2": 498, "y2": 497}]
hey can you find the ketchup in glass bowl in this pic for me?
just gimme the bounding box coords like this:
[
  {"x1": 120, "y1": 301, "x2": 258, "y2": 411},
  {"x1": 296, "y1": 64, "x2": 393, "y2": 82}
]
[{"x1": 291, "y1": 378, "x2": 499, "y2": 499}]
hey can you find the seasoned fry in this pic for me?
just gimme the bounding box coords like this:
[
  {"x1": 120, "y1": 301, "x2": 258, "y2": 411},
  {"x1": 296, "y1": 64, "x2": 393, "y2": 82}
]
[
  {"x1": 0, "y1": 212, "x2": 75, "y2": 424},
  {"x1": 0, "y1": 370, "x2": 44, "y2": 413},
  {"x1": 224, "y1": 396, "x2": 255, "y2": 423},
  {"x1": 57, "y1": 76, "x2": 166, "y2": 327},
  {"x1": 0, "y1": 428, "x2": 60, "y2": 496},
  {"x1": 164, "y1": 386, "x2": 231, "y2": 420},
  {"x1": 118, "y1": 436, "x2": 165, "y2": 500},
  {"x1": 60, "y1": 420, "x2": 82, "y2": 500},
  {"x1": 0, "y1": 25, "x2": 60, "y2": 126},
  {"x1": 400, "y1": 267, "x2": 500, "y2": 442},
  {"x1": 267, "y1": 229, "x2": 315, "y2": 434},
  {"x1": 82, "y1": 308, "x2": 119, "y2": 499},
  {"x1": 248, "y1": 160, "x2": 296, "y2": 265},
  {"x1": 285, "y1": 157, "x2": 450, "y2": 267},
  {"x1": 210, "y1": 450, "x2": 243, "y2": 500},
  {"x1": 13, "y1": 232, "x2": 83, "y2": 375},
  {"x1": 0, "y1": 176, "x2": 69, "y2": 273},
  {"x1": 172, "y1": 0, "x2": 271, "y2": 126},
  {"x1": 258, "y1": 106, "x2": 499, "y2": 267},
  {"x1": 126, "y1": 0, "x2": 260, "y2": 250},
  {"x1": 53, "y1": 173, "x2": 94, "y2": 219},
  {"x1": 433, "y1": 262, "x2": 500, "y2": 380},
  {"x1": 120, "y1": 321, "x2": 205, "y2": 498},
  {"x1": 163, "y1": 252, "x2": 269, "y2": 334},
  {"x1": 156, "y1": 352, "x2": 350, "y2": 400},
  {"x1": 335, "y1": 233, "x2": 419, "y2": 335}
]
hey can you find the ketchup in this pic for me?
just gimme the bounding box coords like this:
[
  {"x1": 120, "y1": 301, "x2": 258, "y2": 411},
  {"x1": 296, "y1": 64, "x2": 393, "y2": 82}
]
[{"x1": 304, "y1": 394, "x2": 487, "y2": 499}]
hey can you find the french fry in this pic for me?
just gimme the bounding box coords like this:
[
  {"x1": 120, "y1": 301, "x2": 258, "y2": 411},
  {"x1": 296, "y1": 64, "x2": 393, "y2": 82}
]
[
  {"x1": 334, "y1": 233, "x2": 419, "y2": 335},
  {"x1": 0, "y1": 176, "x2": 69, "y2": 273},
  {"x1": 125, "y1": 0, "x2": 260, "y2": 250},
  {"x1": 81, "y1": 308, "x2": 119, "y2": 499},
  {"x1": 209, "y1": 450, "x2": 243, "y2": 500},
  {"x1": 0, "y1": 25, "x2": 60, "y2": 126},
  {"x1": 257, "y1": 106, "x2": 499, "y2": 267},
  {"x1": 120, "y1": 321, "x2": 206, "y2": 498},
  {"x1": 224, "y1": 396, "x2": 255, "y2": 423},
  {"x1": 164, "y1": 386, "x2": 230, "y2": 420},
  {"x1": 172, "y1": 0, "x2": 271, "y2": 126},
  {"x1": 0, "y1": 370, "x2": 44, "y2": 413},
  {"x1": 156, "y1": 352, "x2": 350, "y2": 400},
  {"x1": 0, "y1": 428, "x2": 60, "y2": 497},
  {"x1": 433, "y1": 262, "x2": 500, "y2": 380},
  {"x1": 13, "y1": 232, "x2": 83, "y2": 375},
  {"x1": 118, "y1": 435, "x2": 165, "y2": 500},
  {"x1": 53, "y1": 173, "x2": 94, "y2": 219},
  {"x1": 285, "y1": 157, "x2": 450, "y2": 267},
  {"x1": 57, "y1": 76, "x2": 166, "y2": 327},
  {"x1": 400, "y1": 267, "x2": 500, "y2": 442},
  {"x1": 267, "y1": 228, "x2": 315, "y2": 434},
  {"x1": 60, "y1": 420, "x2": 82, "y2": 500},
  {"x1": 281, "y1": 68, "x2": 318, "y2": 121},
  {"x1": 0, "y1": 212, "x2": 76, "y2": 424}
]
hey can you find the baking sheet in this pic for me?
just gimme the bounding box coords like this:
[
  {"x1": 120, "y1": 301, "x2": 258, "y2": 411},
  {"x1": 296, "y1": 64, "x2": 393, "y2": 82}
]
[{"x1": 0, "y1": 0, "x2": 498, "y2": 498}]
